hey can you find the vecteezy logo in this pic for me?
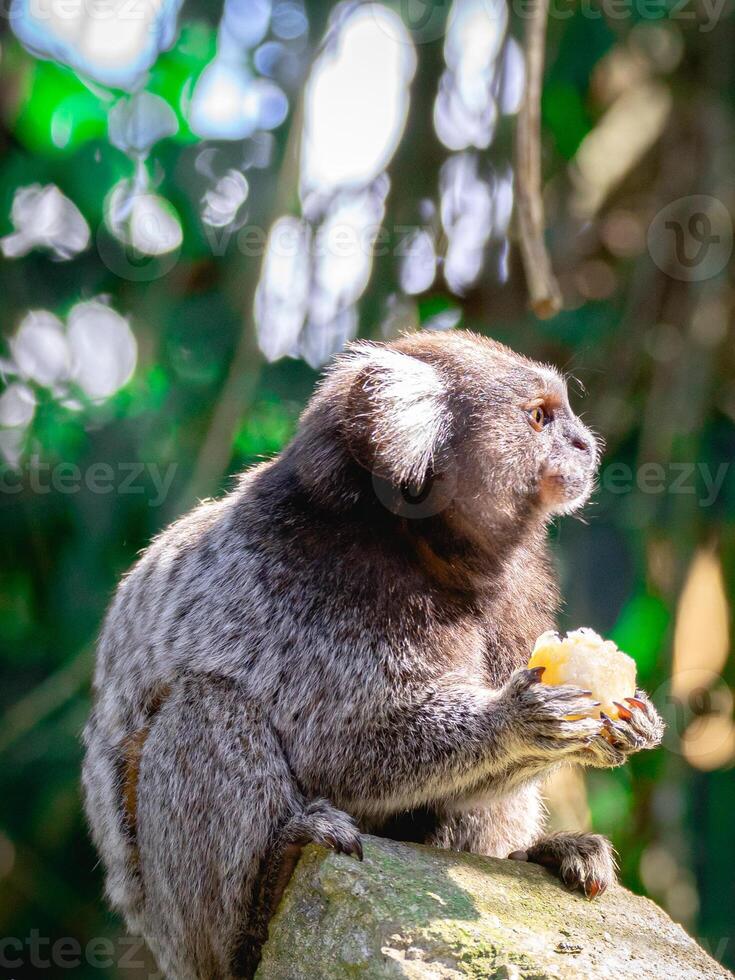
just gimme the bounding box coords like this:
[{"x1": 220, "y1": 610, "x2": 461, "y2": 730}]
[
  {"x1": 648, "y1": 195, "x2": 733, "y2": 282},
  {"x1": 649, "y1": 668, "x2": 734, "y2": 762},
  {"x1": 667, "y1": 212, "x2": 719, "y2": 269},
  {"x1": 371, "y1": 456, "x2": 458, "y2": 519}
]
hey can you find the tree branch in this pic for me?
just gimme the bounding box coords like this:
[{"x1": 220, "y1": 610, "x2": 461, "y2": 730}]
[{"x1": 515, "y1": 0, "x2": 562, "y2": 319}]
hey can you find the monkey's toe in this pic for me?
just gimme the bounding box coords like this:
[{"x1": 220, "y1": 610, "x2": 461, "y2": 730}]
[
  {"x1": 292, "y1": 799, "x2": 363, "y2": 861},
  {"x1": 326, "y1": 831, "x2": 363, "y2": 861},
  {"x1": 525, "y1": 832, "x2": 617, "y2": 900}
]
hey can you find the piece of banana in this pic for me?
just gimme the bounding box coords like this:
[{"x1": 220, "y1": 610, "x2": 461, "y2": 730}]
[{"x1": 528, "y1": 628, "x2": 637, "y2": 720}]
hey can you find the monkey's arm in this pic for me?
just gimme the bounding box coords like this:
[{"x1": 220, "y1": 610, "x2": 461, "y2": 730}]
[{"x1": 291, "y1": 669, "x2": 603, "y2": 816}]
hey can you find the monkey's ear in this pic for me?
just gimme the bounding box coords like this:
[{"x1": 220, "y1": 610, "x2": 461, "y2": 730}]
[{"x1": 341, "y1": 344, "x2": 451, "y2": 485}]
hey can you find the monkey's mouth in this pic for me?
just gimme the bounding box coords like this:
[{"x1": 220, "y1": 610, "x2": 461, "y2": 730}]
[{"x1": 538, "y1": 466, "x2": 595, "y2": 513}]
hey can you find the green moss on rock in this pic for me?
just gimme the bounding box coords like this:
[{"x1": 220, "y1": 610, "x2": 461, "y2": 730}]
[{"x1": 256, "y1": 836, "x2": 733, "y2": 979}]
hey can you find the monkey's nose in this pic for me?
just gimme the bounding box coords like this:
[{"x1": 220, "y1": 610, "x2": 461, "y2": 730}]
[{"x1": 571, "y1": 434, "x2": 592, "y2": 454}]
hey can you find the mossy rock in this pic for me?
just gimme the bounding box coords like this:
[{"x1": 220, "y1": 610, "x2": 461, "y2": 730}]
[{"x1": 256, "y1": 835, "x2": 732, "y2": 979}]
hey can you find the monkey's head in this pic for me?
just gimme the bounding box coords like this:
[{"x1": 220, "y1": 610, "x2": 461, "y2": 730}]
[{"x1": 290, "y1": 330, "x2": 600, "y2": 536}]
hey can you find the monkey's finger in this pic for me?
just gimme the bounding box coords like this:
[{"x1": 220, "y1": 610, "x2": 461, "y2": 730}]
[
  {"x1": 556, "y1": 717, "x2": 604, "y2": 741},
  {"x1": 540, "y1": 691, "x2": 601, "y2": 719},
  {"x1": 534, "y1": 727, "x2": 603, "y2": 758},
  {"x1": 635, "y1": 690, "x2": 665, "y2": 722},
  {"x1": 518, "y1": 666, "x2": 546, "y2": 686},
  {"x1": 546, "y1": 683, "x2": 594, "y2": 697},
  {"x1": 583, "y1": 734, "x2": 627, "y2": 768},
  {"x1": 635, "y1": 688, "x2": 655, "y2": 704},
  {"x1": 600, "y1": 712, "x2": 644, "y2": 751},
  {"x1": 612, "y1": 701, "x2": 633, "y2": 722},
  {"x1": 585, "y1": 878, "x2": 606, "y2": 899},
  {"x1": 625, "y1": 696, "x2": 648, "y2": 712},
  {"x1": 630, "y1": 692, "x2": 664, "y2": 729},
  {"x1": 557, "y1": 703, "x2": 603, "y2": 723},
  {"x1": 336, "y1": 834, "x2": 364, "y2": 861},
  {"x1": 329, "y1": 837, "x2": 362, "y2": 861},
  {"x1": 541, "y1": 684, "x2": 596, "y2": 706},
  {"x1": 616, "y1": 698, "x2": 665, "y2": 748}
]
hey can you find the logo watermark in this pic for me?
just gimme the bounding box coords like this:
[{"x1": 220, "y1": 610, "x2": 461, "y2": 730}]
[
  {"x1": 648, "y1": 196, "x2": 733, "y2": 282},
  {"x1": 600, "y1": 461, "x2": 731, "y2": 508},
  {"x1": 0, "y1": 931, "x2": 159, "y2": 974},
  {"x1": 0, "y1": 461, "x2": 178, "y2": 507}
]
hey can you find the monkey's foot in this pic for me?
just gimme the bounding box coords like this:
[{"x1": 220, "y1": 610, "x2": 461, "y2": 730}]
[
  {"x1": 289, "y1": 799, "x2": 363, "y2": 860},
  {"x1": 510, "y1": 831, "x2": 617, "y2": 899}
]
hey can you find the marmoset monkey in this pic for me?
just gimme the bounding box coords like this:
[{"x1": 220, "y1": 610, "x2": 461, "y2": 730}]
[{"x1": 83, "y1": 330, "x2": 664, "y2": 979}]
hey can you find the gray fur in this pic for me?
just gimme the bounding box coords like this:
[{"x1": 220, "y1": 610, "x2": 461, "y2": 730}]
[{"x1": 82, "y1": 330, "x2": 664, "y2": 978}]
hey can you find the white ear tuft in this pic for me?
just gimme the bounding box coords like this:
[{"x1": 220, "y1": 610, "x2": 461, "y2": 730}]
[{"x1": 346, "y1": 344, "x2": 450, "y2": 484}]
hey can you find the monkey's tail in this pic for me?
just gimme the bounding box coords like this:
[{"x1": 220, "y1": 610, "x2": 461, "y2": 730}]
[
  {"x1": 82, "y1": 708, "x2": 147, "y2": 934},
  {"x1": 231, "y1": 798, "x2": 363, "y2": 979}
]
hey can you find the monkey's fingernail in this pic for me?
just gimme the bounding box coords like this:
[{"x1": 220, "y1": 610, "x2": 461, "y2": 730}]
[
  {"x1": 626, "y1": 697, "x2": 647, "y2": 711},
  {"x1": 508, "y1": 850, "x2": 528, "y2": 862},
  {"x1": 354, "y1": 839, "x2": 364, "y2": 861},
  {"x1": 613, "y1": 702, "x2": 633, "y2": 721},
  {"x1": 586, "y1": 880, "x2": 602, "y2": 899},
  {"x1": 528, "y1": 666, "x2": 545, "y2": 682}
]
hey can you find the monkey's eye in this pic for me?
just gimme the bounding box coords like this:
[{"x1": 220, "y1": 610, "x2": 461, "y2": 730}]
[{"x1": 527, "y1": 405, "x2": 549, "y2": 432}]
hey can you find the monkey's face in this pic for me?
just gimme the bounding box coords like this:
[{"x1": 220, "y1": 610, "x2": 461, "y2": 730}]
[
  {"x1": 456, "y1": 356, "x2": 600, "y2": 521},
  {"x1": 509, "y1": 371, "x2": 599, "y2": 517}
]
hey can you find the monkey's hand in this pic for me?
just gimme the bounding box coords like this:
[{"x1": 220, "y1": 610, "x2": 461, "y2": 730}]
[
  {"x1": 500, "y1": 667, "x2": 604, "y2": 763},
  {"x1": 583, "y1": 690, "x2": 665, "y2": 769}
]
